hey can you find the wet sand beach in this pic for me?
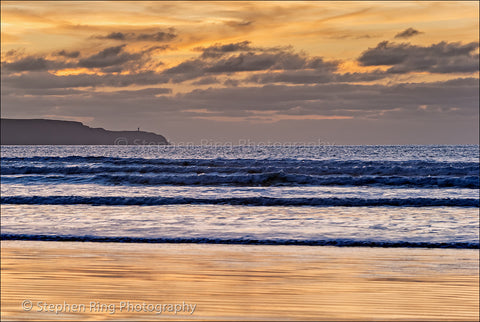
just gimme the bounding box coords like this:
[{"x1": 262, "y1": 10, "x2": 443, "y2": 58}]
[{"x1": 1, "y1": 240, "x2": 478, "y2": 321}]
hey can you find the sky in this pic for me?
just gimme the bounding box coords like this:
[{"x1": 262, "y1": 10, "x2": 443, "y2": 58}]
[{"x1": 1, "y1": 1, "x2": 479, "y2": 145}]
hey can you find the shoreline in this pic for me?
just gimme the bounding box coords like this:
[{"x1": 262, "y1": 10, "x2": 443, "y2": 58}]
[{"x1": 1, "y1": 240, "x2": 479, "y2": 321}]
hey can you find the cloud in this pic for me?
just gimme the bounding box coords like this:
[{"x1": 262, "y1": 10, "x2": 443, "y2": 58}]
[
  {"x1": 2, "y1": 42, "x2": 169, "y2": 77},
  {"x1": 103, "y1": 32, "x2": 127, "y2": 40},
  {"x1": 205, "y1": 51, "x2": 309, "y2": 73},
  {"x1": 162, "y1": 59, "x2": 204, "y2": 82},
  {"x1": 163, "y1": 44, "x2": 339, "y2": 83},
  {"x1": 1, "y1": 84, "x2": 180, "y2": 123},
  {"x1": 0, "y1": 40, "x2": 381, "y2": 90},
  {"x1": 78, "y1": 45, "x2": 142, "y2": 68},
  {"x1": 55, "y1": 50, "x2": 80, "y2": 58},
  {"x1": 2, "y1": 71, "x2": 169, "y2": 89},
  {"x1": 143, "y1": 45, "x2": 170, "y2": 53},
  {"x1": 247, "y1": 69, "x2": 386, "y2": 84},
  {"x1": 248, "y1": 69, "x2": 335, "y2": 84},
  {"x1": 177, "y1": 78, "x2": 478, "y2": 121},
  {"x1": 1, "y1": 55, "x2": 72, "y2": 72},
  {"x1": 97, "y1": 29, "x2": 177, "y2": 42},
  {"x1": 2, "y1": 72, "x2": 477, "y2": 143},
  {"x1": 137, "y1": 30, "x2": 177, "y2": 42},
  {"x1": 196, "y1": 41, "x2": 254, "y2": 58},
  {"x1": 394, "y1": 28, "x2": 422, "y2": 39},
  {"x1": 176, "y1": 41, "x2": 389, "y2": 86},
  {"x1": 327, "y1": 33, "x2": 375, "y2": 40},
  {"x1": 224, "y1": 20, "x2": 253, "y2": 29},
  {"x1": 358, "y1": 41, "x2": 479, "y2": 73},
  {"x1": 2, "y1": 56, "x2": 49, "y2": 71},
  {"x1": 2, "y1": 39, "x2": 478, "y2": 129}
]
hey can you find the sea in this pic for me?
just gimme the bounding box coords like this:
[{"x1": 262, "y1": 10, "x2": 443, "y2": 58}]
[{"x1": 1, "y1": 145, "x2": 479, "y2": 248}]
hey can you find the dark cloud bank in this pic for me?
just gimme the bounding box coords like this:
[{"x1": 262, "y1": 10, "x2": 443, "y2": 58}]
[
  {"x1": 1, "y1": 37, "x2": 478, "y2": 144},
  {"x1": 358, "y1": 41, "x2": 479, "y2": 73}
]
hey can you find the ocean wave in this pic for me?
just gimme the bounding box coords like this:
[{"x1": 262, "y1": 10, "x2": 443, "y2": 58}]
[
  {"x1": 1, "y1": 196, "x2": 478, "y2": 207},
  {"x1": 2, "y1": 156, "x2": 478, "y2": 188},
  {"x1": 2, "y1": 164, "x2": 479, "y2": 177},
  {"x1": 2, "y1": 173, "x2": 478, "y2": 188},
  {"x1": 2, "y1": 157, "x2": 478, "y2": 189},
  {"x1": 96, "y1": 173, "x2": 479, "y2": 188},
  {"x1": 2, "y1": 156, "x2": 478, "y2": 174},
  {"x1": 1, "y1": 233, "x2": 478, "y2": 249}
]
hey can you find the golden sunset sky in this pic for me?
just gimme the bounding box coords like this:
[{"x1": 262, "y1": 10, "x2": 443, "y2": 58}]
[{"x1": 1, "y1": 1, "x2": 479, "y2": 144}]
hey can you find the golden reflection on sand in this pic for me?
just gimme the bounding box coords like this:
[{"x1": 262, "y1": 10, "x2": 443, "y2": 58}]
[{"x1": 1, "y1": 241, "x2": 479, "y2": 321}]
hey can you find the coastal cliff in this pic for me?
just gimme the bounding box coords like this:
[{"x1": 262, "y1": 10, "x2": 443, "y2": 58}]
[{"x1": 1, "y1": 119, "x2": 169, "y2": 145}]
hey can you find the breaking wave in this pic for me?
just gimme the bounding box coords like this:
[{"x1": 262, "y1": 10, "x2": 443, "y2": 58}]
[
  {"x1": 1, "y1": 157, "x2": 478, "y2": 188},
  {"x1": 1, "y1": 234, "x2": 477, "y2": 249},
  {"x1": 1, "y1": 196, "x2": 478, "y2": 207}
]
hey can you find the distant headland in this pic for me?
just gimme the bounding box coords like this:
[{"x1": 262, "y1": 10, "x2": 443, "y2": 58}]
[{"x1": 1, "y1": 118, "x2": 169, "y2": 145}]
